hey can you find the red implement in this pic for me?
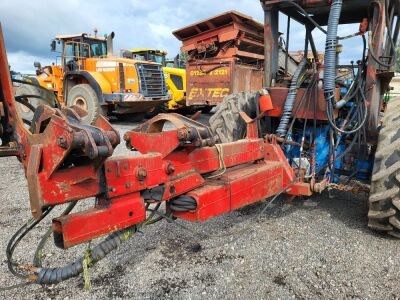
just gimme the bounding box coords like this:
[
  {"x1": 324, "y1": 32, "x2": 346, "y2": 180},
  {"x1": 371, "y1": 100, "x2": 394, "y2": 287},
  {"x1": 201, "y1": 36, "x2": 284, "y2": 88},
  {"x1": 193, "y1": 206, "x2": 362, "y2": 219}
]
[{"x1": 0, "y1": 23, "x2": 310, "y2": 250}]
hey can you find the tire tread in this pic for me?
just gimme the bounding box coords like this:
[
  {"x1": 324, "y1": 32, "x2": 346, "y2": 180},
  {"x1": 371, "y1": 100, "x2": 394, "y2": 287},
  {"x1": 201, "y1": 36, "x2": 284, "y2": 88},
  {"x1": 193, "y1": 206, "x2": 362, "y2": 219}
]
[{"x1": 368, "y1": 98, "x2": 400, "y2": 238}]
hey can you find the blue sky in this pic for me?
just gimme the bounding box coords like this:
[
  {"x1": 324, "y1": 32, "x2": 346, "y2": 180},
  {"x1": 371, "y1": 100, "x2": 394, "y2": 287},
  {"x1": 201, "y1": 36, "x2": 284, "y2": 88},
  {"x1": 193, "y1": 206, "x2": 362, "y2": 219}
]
[{"x1": 0, "y1": 0, "x2": 362, "y2": 73}]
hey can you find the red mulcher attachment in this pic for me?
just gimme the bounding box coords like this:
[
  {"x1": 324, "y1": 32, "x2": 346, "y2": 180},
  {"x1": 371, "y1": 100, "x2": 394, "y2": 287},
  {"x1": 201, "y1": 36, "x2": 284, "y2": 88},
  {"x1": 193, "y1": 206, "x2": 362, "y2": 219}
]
[
  {"x1": 52, "y1": 110, "x2": 311, "y2": 248},
  {"x1": 0, "y1": 20, "x2": 310, "y2": 247},
  {"x1": 0, "y1": 23, "x2": 310, "y2": 284},
  {"x1": 0, "y1": 20, "x2": 311, "y2": 248}
]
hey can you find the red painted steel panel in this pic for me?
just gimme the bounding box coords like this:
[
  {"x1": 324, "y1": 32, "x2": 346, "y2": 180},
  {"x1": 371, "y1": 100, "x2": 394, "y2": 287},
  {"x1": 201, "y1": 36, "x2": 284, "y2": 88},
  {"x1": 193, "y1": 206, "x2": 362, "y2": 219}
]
[
  {"x1": 227, "y1": 162, "x2": 283, "y2": 210},
  {"x1": 105, "y1": 153, "x2": 166, "y2": 197},
  {"x1": 174, "y1": 181, "x2": 231, "y2": 222},
  {"x1": 105, "y1": 139, "x2": 265, "y2": 198},
  {"x1": 162, "y1": 172, "x2": 205, "y2": 200},
  {"x1": 52, "y1": 194, "x2": 146, "y2": 248},
  {"x1": 38, "y1": 166, "x2": 101, "y2": 206},
  {"x1": 173, "y1": 161, "x2": 284, "y2": 222}
]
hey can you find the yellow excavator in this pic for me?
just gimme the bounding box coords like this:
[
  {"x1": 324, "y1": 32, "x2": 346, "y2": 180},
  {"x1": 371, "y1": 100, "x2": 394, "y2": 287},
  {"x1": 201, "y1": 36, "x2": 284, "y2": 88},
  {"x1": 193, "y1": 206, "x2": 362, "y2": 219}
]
[
  {"x1": 126, "y1": 49, "x2": 186, "y2": 111},
  {"x1": 16, "y1": 32, "x2": 170, "y2": 124}
]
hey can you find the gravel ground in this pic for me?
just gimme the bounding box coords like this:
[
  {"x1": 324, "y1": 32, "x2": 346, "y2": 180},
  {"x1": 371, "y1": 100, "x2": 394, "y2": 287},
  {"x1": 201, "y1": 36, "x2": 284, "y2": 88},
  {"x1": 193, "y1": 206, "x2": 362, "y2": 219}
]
[{"x1": 0, "y1": 115, "x2": 399, "y2": 299}]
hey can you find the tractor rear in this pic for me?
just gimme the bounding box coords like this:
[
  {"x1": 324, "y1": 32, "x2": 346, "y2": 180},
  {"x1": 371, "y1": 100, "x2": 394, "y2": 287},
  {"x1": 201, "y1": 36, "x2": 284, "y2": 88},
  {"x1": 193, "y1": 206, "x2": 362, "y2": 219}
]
[
  {"x1": 16, "y1": 32, "x2": 170, "y2": 124},
  {"x1": 209, "y1": 0, "x2": 400, "y2": 236},
  {"x1": 0, "y1": 0, "x2": 399, "y2": 288}
]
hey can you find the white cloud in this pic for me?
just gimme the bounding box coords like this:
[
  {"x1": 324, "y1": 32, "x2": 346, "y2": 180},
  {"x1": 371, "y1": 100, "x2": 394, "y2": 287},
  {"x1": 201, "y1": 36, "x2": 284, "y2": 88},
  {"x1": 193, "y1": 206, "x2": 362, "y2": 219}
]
[
  {"x1": 7, "y1": 51, "x2": 54, "y2": 74},
  {"x1": 1, "y1": 0, "x2": 362, "y2": 72},
  {"x1": 149, "y1": 23, "x2": 174, "y2": 38}
]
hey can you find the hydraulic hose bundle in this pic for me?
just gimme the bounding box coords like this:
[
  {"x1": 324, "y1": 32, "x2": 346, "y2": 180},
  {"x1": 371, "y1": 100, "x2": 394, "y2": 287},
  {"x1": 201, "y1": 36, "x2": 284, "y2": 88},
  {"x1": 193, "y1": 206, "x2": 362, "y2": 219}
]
[
  {"x1": 324, "y1": 0, "x2": 368, "y2": 135},
  {"x1": 369, "y1": 0, "x2": 398, "y2": 68},
  {"x1": 2, "y1": 197, "x2": 169, "y2": 288},
  {"x1": 36, "y1": 226, "x2": 137, "y2": 284},
  {"x1": 275, "y1": 0, "x2": 372, "y2": 184}
]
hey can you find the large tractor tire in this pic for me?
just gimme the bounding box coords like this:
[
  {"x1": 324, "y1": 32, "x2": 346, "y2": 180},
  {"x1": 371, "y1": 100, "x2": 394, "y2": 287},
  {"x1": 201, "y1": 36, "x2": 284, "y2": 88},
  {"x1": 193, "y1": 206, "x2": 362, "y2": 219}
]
[
  {"x1": 368, "y1": 97, "x2": 400, "y2": 238},
  {"x1": 15, "y1": 84, "x2": 52, "y2": 124},
  {"x1": 67, "y1": 84, "x2": 101, "y2": 125},
  {"x1": 209, "y1": 91, "x2": 259, "y2": 143}
]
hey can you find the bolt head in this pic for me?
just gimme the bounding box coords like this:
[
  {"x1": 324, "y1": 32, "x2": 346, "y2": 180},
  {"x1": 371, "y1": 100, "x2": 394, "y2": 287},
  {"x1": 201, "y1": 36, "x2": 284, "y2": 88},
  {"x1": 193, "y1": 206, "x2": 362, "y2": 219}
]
[
  {"x1": 57, "y1": 136, "x2": 68, "y2": 149},
  {"x1": 136, "y1": 167, "x2": 147, "y2": 181},
  {"x1": 166, "y1": 163, "x2": 175, "y2": 175}
]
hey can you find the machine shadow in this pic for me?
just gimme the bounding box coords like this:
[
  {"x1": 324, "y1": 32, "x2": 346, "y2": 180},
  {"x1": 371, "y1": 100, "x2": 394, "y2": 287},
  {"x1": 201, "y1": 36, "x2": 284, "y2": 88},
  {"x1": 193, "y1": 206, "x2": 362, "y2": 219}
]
[{"x1": 206, "y1": 189, "x2": 372, "y2": 235}]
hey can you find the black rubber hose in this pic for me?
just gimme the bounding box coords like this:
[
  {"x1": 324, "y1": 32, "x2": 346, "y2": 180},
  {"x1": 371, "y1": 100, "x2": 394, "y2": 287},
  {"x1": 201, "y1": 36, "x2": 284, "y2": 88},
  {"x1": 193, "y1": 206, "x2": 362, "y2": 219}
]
[
  {"x1": 323, "y1": 0, "x2": 368, "y2": 135},
  {"x1": 280, "y1": 0, "x2": 327, "y2": 34},
  {"x1": 35, "y1": 226, "x2": 136, "y2": 285},
  {"x1": 336, "y1": 39, "x2": 366, "y2": 108},
  {"x1": 331, "y1": 60, "x2": 368, "y2": 133},
  {"x1": 316, "y1": 130, "x2": 360, "y2": 174},
  {"x1": 368, "y1": 0, "x2": 397, "y2": 68},
  {"x1": 14, "y1": 95, "x2": 38, "y2": 112},
  {"x1": 326, "y1": 100, "x2": 367, "y2": 134},
  {"x1": 277, "y1": 26, "x2": 311, "y2": 138},
  {"x1": 168, "y1": 195, "x2": 197, "y2": 212},
  {"x1": 33, "y1": 201, "x2": 77, "y2": 268},
  {"x1": 276, "y1": 58, "x2": 307, "y2": 137},
  {"x1": 279, "y1": 0, "x2": 361, "y2": 41},
  {"x1": 6, "y1": 207, "x2": 54, "y2": 279},
  {"x1": 281, "y1": 73, "x2": 318, "y2": 148},
  {"x1": 12, "y1": 79, "x2": 61, "y2": 109}
]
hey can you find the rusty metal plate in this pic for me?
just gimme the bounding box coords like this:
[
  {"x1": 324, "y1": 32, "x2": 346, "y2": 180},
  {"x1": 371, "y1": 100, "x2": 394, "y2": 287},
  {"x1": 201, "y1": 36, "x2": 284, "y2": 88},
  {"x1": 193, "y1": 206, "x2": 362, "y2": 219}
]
[
  {"x1": 186, "y1": 61, "x2": 232, "y2": 106},
  {"x1": 186, "y1": 60, "x2": 264, "y2": 106},
  {"x1": 266, "y1": 87, "x2": 340, "y2": 120}
]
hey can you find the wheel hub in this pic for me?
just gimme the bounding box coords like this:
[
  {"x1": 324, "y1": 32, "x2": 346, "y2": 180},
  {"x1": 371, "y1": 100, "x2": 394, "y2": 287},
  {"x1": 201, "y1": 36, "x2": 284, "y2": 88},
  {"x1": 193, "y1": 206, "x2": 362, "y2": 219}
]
[{"x1": 72, "y1": 97, "x2": 88, "y2": 111}]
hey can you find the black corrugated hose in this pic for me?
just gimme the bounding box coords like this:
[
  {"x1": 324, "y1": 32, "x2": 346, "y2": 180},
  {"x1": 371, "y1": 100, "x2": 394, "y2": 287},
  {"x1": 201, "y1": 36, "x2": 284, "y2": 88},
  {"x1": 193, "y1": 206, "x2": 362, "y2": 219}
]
[
  {"x1": 2, "y1": 203, "x2": 137, "y2": 288},
  {"x1": 35, "y1": 226, "x2": 137, "y2": 284},
  {"x1": 323, "y1": 0, "x2": 343, "y2": 104},
  {"x1": 324, "y1": 0, "x2": 368, "y2": 135},
  {"x1": 276, "y1": 58, "x2": 308, "y2": 137}
]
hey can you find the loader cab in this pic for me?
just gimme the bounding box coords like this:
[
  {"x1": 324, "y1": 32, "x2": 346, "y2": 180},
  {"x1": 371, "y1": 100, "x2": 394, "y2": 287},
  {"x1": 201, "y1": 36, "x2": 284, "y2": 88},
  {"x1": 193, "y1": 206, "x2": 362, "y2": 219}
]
[
  {"x1": 130, "y1": 49, "x2": 167, "y2": 66},
  {"x1": 165, "y1": 59, "x2": 175, "y2": 68},
  {"x1": 166, "y1": 54, "x2": 186, "y2": 69},
  {"x1": 51, "y1": 33, "x2": 113, "y2": 71}
]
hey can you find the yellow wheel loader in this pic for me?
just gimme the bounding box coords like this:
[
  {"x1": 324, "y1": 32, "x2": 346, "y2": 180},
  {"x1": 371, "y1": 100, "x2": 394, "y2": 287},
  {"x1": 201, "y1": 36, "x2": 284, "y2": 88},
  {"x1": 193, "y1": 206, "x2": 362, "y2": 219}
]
[
  {"x1": 127, "y1": 49, "x2": 186, "y2": 111},
  {"x1": 17, "y1": 33, "x2": 170, "y2": 124}
]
